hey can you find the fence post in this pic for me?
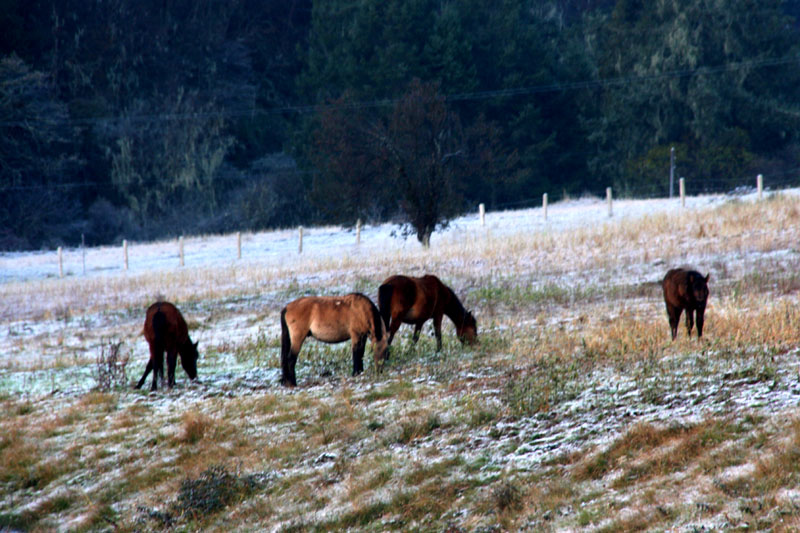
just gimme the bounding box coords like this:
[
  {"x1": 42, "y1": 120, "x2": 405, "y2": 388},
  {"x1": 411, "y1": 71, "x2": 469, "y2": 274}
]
[
  {"x1": 123, "y1": 239, "x2": 128, "y2": 271},
  {"x1": 679, "y1": 177, "x2": 685, "y2": 208},
  {"x1": 356, "y1": 218, "x2": 362, "y2": 245},
  {"x1": 757, "y1": 174, "x2": 763, "y2": 200},
  {"x1": 237, "y1": 232, "x2": 242, "y2": 259},
  {"x1": 606, "y1": 187, "x2": 613, "y2": 217},
  {"x1": 298, "y1": 226, "x2": 303, "y2": 254},
  {"x1": 479, "y1": 203, "x2": 485, "y2": 227},
  {"x1": 669, "y1": 146, "x2": 675, "y2": 199},
  {"x1": 179, "y1": 236, "x2": 184, "y2": 267},
  {"x1": 543, "y1": 193, "x2": 548, "y2": 220},
  {"x1": 58, "y1": 246, "x2": 63, "y2": 278},
  {"x1": 81, "y1": 234, "x2": 86, "y2": 275}
]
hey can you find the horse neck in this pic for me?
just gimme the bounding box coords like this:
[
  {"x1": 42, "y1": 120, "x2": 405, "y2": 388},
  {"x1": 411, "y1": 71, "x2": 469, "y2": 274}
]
[
  {"x1": 442, "y1": 287, "x2": 467, "y2": 329},
  {"x1": 178, "y1": 336, "x2": 193, "y2": 355}
]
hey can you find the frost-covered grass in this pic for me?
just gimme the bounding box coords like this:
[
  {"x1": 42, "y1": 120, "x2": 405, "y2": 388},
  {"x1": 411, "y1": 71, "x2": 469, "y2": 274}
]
[{"x1": 2, "y1": 192, "x2": 800, "y2": 531}]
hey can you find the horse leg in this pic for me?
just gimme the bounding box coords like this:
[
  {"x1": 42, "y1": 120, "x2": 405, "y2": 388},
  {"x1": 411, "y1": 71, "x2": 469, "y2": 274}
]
[
  {"x1": 433, "y1": 314, "x2": 443, "y2": 352},
  {"x1": 696, "y1": 305, "x2": 706, "y2": 338},
  {"x1": 281, "y1": 335, "x2": 302, "y2": 387},
  {"x1": 412, "y1": 323, "x2": 423, "y2": 344},
  {"x1": 167, "y1": 349, "x2": 178, "y2": 388},
  {"x1": 666, "y1": 304, "x2": 681, "y2": 340},
  {"x1": 387, "y1": 315, "x2": 403, "y2": 346},
  {"x1": 135, "y1": 360, "x2": 152, "y2": 389},
  {"x1": 685, "y1": 308, "x2": 695, "y2": 338},
  {"x1": 151, "y1": 350, "x2": 164, "y2": 391},
  {"x1": 352, "y1": 335, "x2": 366, "y2": 376}
]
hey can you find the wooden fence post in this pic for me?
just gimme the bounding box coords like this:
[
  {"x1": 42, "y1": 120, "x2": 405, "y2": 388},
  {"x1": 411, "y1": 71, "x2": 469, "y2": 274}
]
[
  {"x1": 298, "y1": 226, "x2": 303, "y2": 254},
  {"x1": 179, "y1": 236, "x2": 184, "y2": 267},
  {"x1": 479, "y1": 203, "x2": 485, "y2": 227},
  {"x1": 679, "y1": 177, "x2": 685, "y2": 208},
  {"x1": 757, "y1": 174, "x2": 763, "y2": 200},
  {"x1": 356, "y1": 219, "x2": 362, "y2": 245},
  {"x1": 237, "y1": 232, "x2": 242, "y2": 259},
  {"x1": 58, "y1": 246, "x2": 63, "y2": 278},
  {"x1": 543, "y1": 193, "x2": 548, "y2": 220},
  {"x1": 606, "y1": 187, "x2": 613, "y2": 217},
  {"x1": 123, "y1": 239, "x2": 128, "y2": 271}
]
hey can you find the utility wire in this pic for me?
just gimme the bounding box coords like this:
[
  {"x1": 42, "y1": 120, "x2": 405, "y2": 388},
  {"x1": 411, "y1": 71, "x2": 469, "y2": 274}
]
[{"x1": 1, "y1": 55, "x2": 797, "y2": 128}]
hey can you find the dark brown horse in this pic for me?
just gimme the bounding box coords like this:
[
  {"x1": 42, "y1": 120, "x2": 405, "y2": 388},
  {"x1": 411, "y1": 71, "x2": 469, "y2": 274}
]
[
  {"x1": 662, "y1": 268, "x2": 710, "y2": 340},
  {"x1": 135, "y1": 301, "x2": 199, "y2": 391},
  {"x1": 280, "y1": 293, "x2": 388, "y2": 387},
  {"x1": 378, "y1": 274, "x2": 477, "y2": 351}
]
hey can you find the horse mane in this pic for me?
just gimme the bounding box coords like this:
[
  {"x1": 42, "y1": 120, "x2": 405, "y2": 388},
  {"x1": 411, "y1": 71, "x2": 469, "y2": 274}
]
[
  {"x1": 355, "y1": 292, "x2": 384, "y2": 341},
  {"x1": 441, "y1": 283, "x2": 468, "y2": 321}
]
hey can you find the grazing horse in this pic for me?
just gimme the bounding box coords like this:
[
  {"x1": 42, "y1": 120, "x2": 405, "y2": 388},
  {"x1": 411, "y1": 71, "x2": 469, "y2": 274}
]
[
  {"x1": 662, "y1": 268, "x2": 710, "y2": 340},
  {"x1": 378, "y1": 274, "x2": 477, "y2": 351},
  {"x1": 135, "y1": 301, "x2": 199, "y2": 391},
  {"x1": 280, "y1": 293, "x2": 388, "y2": 387}
]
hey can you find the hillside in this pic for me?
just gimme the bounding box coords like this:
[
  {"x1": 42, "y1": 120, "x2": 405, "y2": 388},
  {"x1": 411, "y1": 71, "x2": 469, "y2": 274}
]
[{"x1": 2, "y1": 192, "x2": 800, "y2": 531}]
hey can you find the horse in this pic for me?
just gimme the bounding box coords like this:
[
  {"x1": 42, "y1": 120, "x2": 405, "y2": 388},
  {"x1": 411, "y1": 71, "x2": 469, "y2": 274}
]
[
  {"x1": 378, "y1": 274, "x2": 477, "y2": 351},
  {"x1": 280, "y1": 293, "x2": 388, "y2": 387},
  {"x1": 135, "y1": 301, "x2": 199, "y2": 391},
  {"x1": 662, "y1": 268, "x2": 710, "y2": 340}
]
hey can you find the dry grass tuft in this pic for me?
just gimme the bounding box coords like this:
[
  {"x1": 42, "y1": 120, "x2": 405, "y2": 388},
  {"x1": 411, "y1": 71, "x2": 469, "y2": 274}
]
[
  {"x1": 176, "y1": 410, "x2": 213, "y2": 444},
  {"x1": 574, "y1": 418, "x2": 741, "y2": 485}
]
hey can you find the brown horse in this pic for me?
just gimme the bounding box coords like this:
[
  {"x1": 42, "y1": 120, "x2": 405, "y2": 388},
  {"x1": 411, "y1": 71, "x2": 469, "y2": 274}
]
[
  {"x1": 662, "y1": 268, "x2": 710, "y2": 340},
  {"x1": 280, "y1": 293, "x2": 388, "y2": 387},
  {"x1": 135, "y1": 301, "x2": 199, "y2": 391},
  {"x1": 378, "y1": 274, "x2": 477, "y2": 351}
]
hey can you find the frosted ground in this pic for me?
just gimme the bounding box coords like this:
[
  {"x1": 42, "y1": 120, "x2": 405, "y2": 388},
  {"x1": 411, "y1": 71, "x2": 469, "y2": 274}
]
[
  {"x1": 0, "y1": 193, "x2": 743, "y2": 382},
  {"x1": 2, "y1": 190, "x2": 800, "y2": 531},
  {"x1": 0, "y1": 193, "x2": 730, "y2": 284}
]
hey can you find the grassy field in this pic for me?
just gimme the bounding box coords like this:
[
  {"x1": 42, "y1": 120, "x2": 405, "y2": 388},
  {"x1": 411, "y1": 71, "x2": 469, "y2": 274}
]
[{"x1": 2, "y1": 194, "x2": 800, "y2": 532}]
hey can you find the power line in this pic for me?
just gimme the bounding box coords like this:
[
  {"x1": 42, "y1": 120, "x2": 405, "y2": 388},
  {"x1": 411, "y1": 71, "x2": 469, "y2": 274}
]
[{"x1": 1, "y1": 55, "x2": 797, "y2": 128}]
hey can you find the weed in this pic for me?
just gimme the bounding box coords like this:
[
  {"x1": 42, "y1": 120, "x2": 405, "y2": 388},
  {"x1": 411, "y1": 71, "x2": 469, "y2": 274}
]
[
  {"x1": 93, "y1": 340, "x2": 130, "y2": 391},
  {"x1": 503, "y1": 356, "x2": 583, "y2": 415},
  {"x1": 137, "y1": 464, "x2": 267, "y2": 527},
  {"x1": 0, "y1": 511, "x2": 39, "y2": 531},
  {"x1": 492, "y1": 479, "x2": 523, "y2": 513},
  {"x1": 392, "y1": 411, "x2": 443, "y2": 445}
]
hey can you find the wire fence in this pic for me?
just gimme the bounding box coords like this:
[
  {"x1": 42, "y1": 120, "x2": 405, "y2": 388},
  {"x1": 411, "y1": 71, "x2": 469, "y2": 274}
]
[{"x1": 489, "y1": 168, "x2": 800, "y2": 213}]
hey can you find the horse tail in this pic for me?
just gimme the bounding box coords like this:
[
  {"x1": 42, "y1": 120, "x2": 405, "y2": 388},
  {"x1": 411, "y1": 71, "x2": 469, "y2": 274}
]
[
  {"x1": 280, "y1": 307, "x2": 290, "y2": 358},
  {"x1": 378, "y1": 283, "x2": 393, "y2": 331},
  {"x1": 368, "y1": 297, "x2": 384, "y2": 341},
  {"x1": 152, "y1": 307, "x2": 168, "y2": 355}
]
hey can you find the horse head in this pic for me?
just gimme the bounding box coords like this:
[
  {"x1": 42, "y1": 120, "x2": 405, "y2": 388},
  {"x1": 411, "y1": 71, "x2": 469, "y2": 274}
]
[
  {"x1": 458, "y1": 311, "x2": 478, "y2": 345},
  {"x1": 690, "y1": 272, "x2": 710, "y2": 304},
  {"x1": 181, "y1": 340, "x2": 200, "y2": 380},
  {"x1": 372, "y1": 316, "x2": 390, "y2": 370}
]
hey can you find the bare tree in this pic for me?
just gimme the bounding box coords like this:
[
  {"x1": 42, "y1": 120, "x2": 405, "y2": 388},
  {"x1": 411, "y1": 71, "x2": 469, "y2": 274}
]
[
  {"x1": 312, "y1": 80, "x2": 482, "y2": 246},
  {"x1": 384, "y1": 80, "x2": 466, "y2": 247}
]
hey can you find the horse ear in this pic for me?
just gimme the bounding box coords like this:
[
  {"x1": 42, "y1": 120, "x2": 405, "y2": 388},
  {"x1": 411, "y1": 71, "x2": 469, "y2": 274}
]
[
  {"x1": 705, "y1": 273, "x2": 710, "y2": 283},
  {"x1": 193, "y1": 341, "x2": 199, "y2": 349}
]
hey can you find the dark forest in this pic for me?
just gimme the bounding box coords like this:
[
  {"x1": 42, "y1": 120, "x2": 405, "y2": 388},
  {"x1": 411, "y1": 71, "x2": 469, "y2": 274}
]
[{"x1": 2, "y1": 0, "x2": 800, "y2": 249}]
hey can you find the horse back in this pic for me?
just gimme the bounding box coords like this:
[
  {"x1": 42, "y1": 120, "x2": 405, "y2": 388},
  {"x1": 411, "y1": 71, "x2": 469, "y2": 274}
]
[
  {"x1": 381, "y1": 276, "x2": 418, "y2": 310},
  {"x1": 143, "y1": 301, "x2": 188, "y2": 348},
  {"x1": 662, "y1": 268, "x2": 707, "y2": 308},
  {"x1": 285, "y1": 294, "x2": 375, "y2": 343},
  {"x1": 419, "y1": 274, "x2": 453, "y2": 312}
]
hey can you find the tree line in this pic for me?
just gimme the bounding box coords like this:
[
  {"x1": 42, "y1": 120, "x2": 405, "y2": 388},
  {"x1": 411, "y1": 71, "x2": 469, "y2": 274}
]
[{"x1": 2, "y1": 0, "x2": 799, "y2": 249}]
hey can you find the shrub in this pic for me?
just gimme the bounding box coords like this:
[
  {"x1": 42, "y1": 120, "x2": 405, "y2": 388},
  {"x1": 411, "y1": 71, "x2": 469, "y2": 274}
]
[{"x1": 94, "y1": 341, "x2": 130, "y2": 391}]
